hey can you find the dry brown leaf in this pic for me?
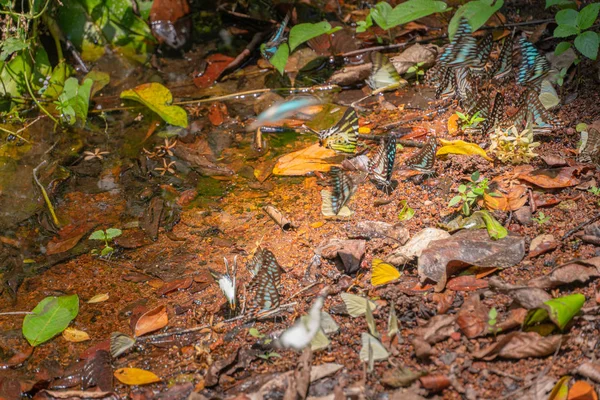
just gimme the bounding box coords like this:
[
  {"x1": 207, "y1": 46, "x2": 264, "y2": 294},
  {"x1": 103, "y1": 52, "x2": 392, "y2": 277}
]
[
  {"x1": 419, "y1": 374, "x2": 451, "y2": 393},
  {"x1": 273, "y1": 143, "x2": 340, "y2": 176},
  {"x1": 489, "y1": 277, "x2": 552, "y2": 309},
  {"x1": 456, "y1": 295, "x2": 488, "y2": 338},
  {"x1": 446, "y1": 275, "x2": 489, "y2": 291},
  {"x1": 518, "y1": 166, "x2": 592, "y2": 189},
  {"x1": 529, "y1": 234, "x2": 559, "y2": 258},
  {"x1": 133, "y1": 305, "x2": 168, "y2": 337},
  {"x1": 575, "y1": 362, "x2": 600, "y2": 384},
  {"x1": 528, "y1": 258, "x2": 600, "y2": 289},
  {"x1": 473, "y1": 332, "x2": 564, "y2": 360},
  {"x1": 87, "y1": 293, "x2": 109, "y2": 304},
  {"x1": 414, "y1": 314, "x2": 457, "y2": 344}
]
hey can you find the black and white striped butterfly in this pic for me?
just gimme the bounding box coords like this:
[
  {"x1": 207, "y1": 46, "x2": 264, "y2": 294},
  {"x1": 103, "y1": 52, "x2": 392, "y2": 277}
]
[
  {"x1": 246, "y1": 248, "x2": 286, "y2": 317},
  {"x1": 404, "y1": 137, "x2": 437, "y2": 175},
  {"x1": 501, "y1": 89, "x2": 563, "y2": 134},
  {"x1": 438, "y1": 18, "x2": 481, "y2": 68},
  {"x1": 367, "y1": 52, "x2": 405, "y2": 95},
  {"x1": 465, "y1": 92, "x2": 505, "y2": 134},
  {"x1": 515, "y1": 37, "x2": 549, "y2": 87},
  {"x1": 470, "y1": 34, "x2": 493, "y2": 76},
  {"x1": 578, "y1": 128, "x2": 600, "y2": 165},
  {"x1": 321, "y1": 167, "x2": 357, "y2": 216},
  {"x1": 208, "y1": 257, "x2": 238, "y2": 310},
  {"x1": 309, "y1": 108, "x2": 359, "y2": 154},
  {"x1": 368, "y1": 136, "x2": 397, "y2": 192},
  {"x1": 491, "y1": 37, "x2": 513, "y2": 83}
]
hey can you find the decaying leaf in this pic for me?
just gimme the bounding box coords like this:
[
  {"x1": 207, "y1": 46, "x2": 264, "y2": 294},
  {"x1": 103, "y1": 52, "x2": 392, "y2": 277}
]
[
  {"x1": 517, "y1": 166, "x2": 592, "y2": 189},
  {"x1": 87, "y1": 293, "x2": 109, "y2": 304},
  {"x1": 414, "y1": 314, "x2": 457, "y2": 344},
  {"x1": 473, "y1": 332, "x2": 565, "y2": 360},
  {"x1": 528, "y1": 258, "x2": 600, "y2": 289},
  {"x1": 418, "y1": 230, "x2": 526, "y2": 291},
  {"x1": 437, "y1": 139, "x2": 492, "y2": 161},
  {"x1": 273, "y1": 143, "x2": 340, "y2": 176},
  {"x1": 489, "y1": 277, "x2": 552, "y2": 309},
  {"x1": 386, "y1": 228, "x2": 450, "y2": 267},
  {"x1": 114, "y1": 367, "x2": 161, "y2": 385},
  {"x1": 529, "y1": 234, "x2": 558, "y2": 258},
  {"x1": 568, "y1": 381, "x2": 598, "y2": 400},
  {"x1": 456, "y1": 295, "x2": 489, "y2": 338},
  {"x1": 133, "y1": 305, "x2": 168, "y2": 337}
]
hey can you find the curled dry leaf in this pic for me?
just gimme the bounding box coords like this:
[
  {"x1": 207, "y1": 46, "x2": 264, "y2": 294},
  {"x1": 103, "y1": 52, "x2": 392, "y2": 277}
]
[
  {"x1": 156, "y1": 277, "x2": 193, "y2": 296},
  {"x1": 575, "y1": 362, "x2": 600, "y2": 384},
  {"x1": 133, "y1": 305, "x2": 168, "y2": 337},
  {"x1": 419, "y1": 374, "x2": 451, "y2": 393},
  {"x1": 473, "y1": 332, "x2": 565, "y2": 360},
  {"x1": 114, "y1": 368, "x2": 161, "y2": 385},
  {"x1": 87, "y1": 293, "x2": 109, "y2": 304},
  {"x1": 62, "y1": 327, "x2": 91, "y2": 342},
  {"x1": 414, "y1": 314, "x2": 457, "y2": 344},
  {"x1": 517, "y1": 165, "x2": 593, "y2": 189},
  {"x1": 456, "y1": 295, "x2": 488, "y2": 339},
  {"x1": 529, "y1": 234, "x2": 559, "y2": 258},
  {"x1": 489, "y1": 277, "x2": 552, "y2": 309},
  {"x1": 528, "y1": 257, "x2": 600, "y2": 289},
  {"x1": 446, "y1": 275, "x2": 489, "y2": 291},
  {"x1": 386, "y1": 228, "x2": 450, "y2": 267},
  {"x1": 381, "y1": 366, "x2": 424, "y2": 388},
  {"x1": 273, "y1": 143, "x2": 339, "y2": 176},
  {"x1": 568, "y1": 381, "x2": 598, "y2": 400},
  {"x1": 418, "y1": 230, "x2": 526, "y2": 292}
]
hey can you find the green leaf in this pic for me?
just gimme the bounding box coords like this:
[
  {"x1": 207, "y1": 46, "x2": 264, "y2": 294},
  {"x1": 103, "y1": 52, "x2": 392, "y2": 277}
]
[
  {"x1": 448, "y1": 196, "x2": 462, "y2": 207},
  {"x1": 576, "y1": 123, "x2": 588, "y2": 132},
  {"x1": 577, "y1": 3, "x2": 600, "y2": 30},
  {"x1": 289, "y1": 22, "x2": 333, "y2": 52},
  {"x1": 120, "y1": 82, "x2": 188, "y2": 127},
  {"x1": 449, "y1": 0, "x2": 503, "y2": 39},
  {"x1": 23, "y1": 295, "x2": 79, "y2": 346},
  {"x1": 556, "y1": 9, "x2": 579, "y2": 26},
  {"x1": 248, "y1": 327, "x2": 264, "y2": 338},
  {"x1": 57, "y1": 77, "x2": 93, "y2": 125},
  {"x1": 546, "y1": 0, "x2": 575, "y2": 8},
  {"x1": 476, "y1": 210, "x2": 508, "y2": 240},
  {"x1": 89, "y1": 230, "x2": 107, "y2": 241},
  {"x1": 553, "y1": 24, "x2": 579, "y2": 38},
  {"x1": 471, "y1": 171, "x2": 480, "y2": 181},
  {"x1": 575, "y1": 30, "x2": 599, "y2": 59},
  {"x1": 555, "y1": 41, "x2": 572, "y2": 55},
  {"x1": 386, "y1": 0, "x2": 448, "y2": 29},
  {"x1": 269, "y1": 43, "x2": 289, "y2": 75},
  {"x1": 370, "y1": 2, "x2": 394, "y2": 30},
  {"x1": 101, "y1": 246, "x2": 114, "y2": 256},
  {"x1": 0, "y1": 37, "x2": 28, "y2": 61},
  {"x1": 524, "y1": 293, "x2": 585, "y2": 332},
  {"x1": 458, "y1": 184, "x2": 467, "y2": 193},
  {"x1": 356, "y1": 14, "x2": 373, "y2": 33},
  {"x1": 397, "y1": 200, "x2": 415, "y2": 221},
  {"x1": 105, "y1": 228, "x2": 122, "y2": 240},
  {"x1": 85, "y1": 71, "x2": 111, "y2": 98}
]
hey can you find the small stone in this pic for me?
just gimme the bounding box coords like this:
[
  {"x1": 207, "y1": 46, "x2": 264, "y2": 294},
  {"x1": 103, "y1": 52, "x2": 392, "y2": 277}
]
[{"x1": 514, "y1": 206, "x2": 532, "y2": 226}]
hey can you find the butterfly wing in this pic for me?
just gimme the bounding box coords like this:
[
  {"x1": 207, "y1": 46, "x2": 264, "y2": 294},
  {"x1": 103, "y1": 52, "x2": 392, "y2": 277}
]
[
  {"x1": 579, "y1": 128, "x2": 600, "y2": 164},
  {"x1": 405, "y1": 137, "x2": 437, "y2": 173},
  {"x1": 368, "y1": 136, "x2": 397, "y2": 188},
  {"x1": 492, "y1": 38, "x2": 513, "y2": 82},
  {"x1": 435, "y1": 66, "x2": 456, "y2": 100},
  {"x1": 322, "y1": 167, "x2": 356, "y2": 215},
  {"x1": 367, "y1": 52, "x2": 403, "y2": 94},
  {"x1": 438, "y1": 18, "x2": 480, "y2": 67},
  {"x1": 261, "y1": 13, "x2": 290, "y2": 60},
  {"x1": 246, "y1": 267, "x2": 281, "y2": 316},
  {"x1": 515, "y1": 37, "x2": 549, "y2": 86},
  {"x1": 371, "y1": 259, "x2": 401, "y2": 286},
  {"x1": 318, "y1": 108, "x2": 359, "y2": 153}
]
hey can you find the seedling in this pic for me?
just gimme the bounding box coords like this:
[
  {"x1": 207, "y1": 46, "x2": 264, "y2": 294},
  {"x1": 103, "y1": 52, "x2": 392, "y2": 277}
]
[
  {"x1": 488, "y1": 307, "x2": 501, "y2": 336},
  {"x1": 588, "y1": 186, "x2": 600, "y2": 196},
  {"x1": 533, "y1": 212, "x2": 551, "y2": 226},
  {"x1": 456, "y1": 111, "x2": 485, "y2": 128},
  {"x1": 448, "y1": 171, "x2": 500, "y2": 216},
  {"x1": 257, "y1": 351, "x2": 281, "y2": 361},
  {"x1": 406, "y1": 61, "x2": 426, "y2": 83},
  {"x1": 89, "y1": 228, "x2": 122, "y2": 257}
]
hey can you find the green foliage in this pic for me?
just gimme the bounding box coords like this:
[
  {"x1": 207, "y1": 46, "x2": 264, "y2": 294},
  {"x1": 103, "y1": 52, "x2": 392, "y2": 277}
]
[
  {"x1": 448, "y1": 171, "x2": 498, "y2": 216},
  {"x1": 405, "y1": 62, "x2": 426, "y2": 83},
  {"x1": 248, "y1": 327, "x2": 265, "y2": 338},
  {"x1": 546, "y1": 0, "x2": 576, "y2": 8},
  {"x1": 448, "y1": 0, "x2": 504, "y2": 39},
  {"x1": 364, "y1": 1, "x2": 448, "y2": 31},
  {"x1": 456, "y1": 111, "x2": 485, "y2": 128},
  {"x1": 588, "y1": 186, "x2": 600, "y2": 196},
  {"x1": 0, "y1": 37, "x2": 28, "y2": 61},
  {"x1": 397, "y1": 200, "x2": 415, "y2": 221},
  {"x1": 54, "y1": 77, "x2": 93, "y2": 125},
  {"x1": 533, "y1": 211, "x2": 550, "y2": 226},
  {"x1": 553, "y1": 3, "x2": 600, "y2": 60},
  {"x1": 487, "y1": 307, "x2": 501, "y2": 335},
  {"x1": 23, "y1": 294, "x2": 79, "y2": 346},
  {"x1": 120, "y1": 83, "x2": 188, "y2": 128},
  {"x1": 524, "y1": 293, "x2": 584, "y2": 332},
  {"x1": 257, "y1": 351, "x2": 281, "y2": 361},
  {"x1": 89, "y1": 228, "x2": 122, "y2": 257}
]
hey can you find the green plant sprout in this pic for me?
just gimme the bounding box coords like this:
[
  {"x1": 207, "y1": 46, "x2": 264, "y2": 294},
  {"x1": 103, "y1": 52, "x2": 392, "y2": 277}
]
[
  {"x1": 448, "y1": 171, "x2": 500, "y2": 216},
  {"x1": 456, "y1": 111, "x2": 486, "y2": 128},
  {"x1": 257, "y1": 351, "x2": 282, "y2": 361},
  {"x1": 406, "y1": 62, "x2": 427, "y2": 83},
  {"x1": 488, "y1": 307, "x2": 501, "y2": 336},
  {"x1": 533, "y1": 212, "x2": 551, "y2": 226},
  {"x1": 89, "y1": 228, "x2": 122, "y2": 257}
]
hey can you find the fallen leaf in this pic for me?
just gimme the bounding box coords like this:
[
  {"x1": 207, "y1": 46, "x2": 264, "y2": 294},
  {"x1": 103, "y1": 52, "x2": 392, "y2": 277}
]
[
  {"x1": 386, "y1": 228, "x2": 451, "y2": 266},
  {"x1": 208, "y1": 102, "x2": 228, "y2": 126},
  {"x1": 568, "y1": 381, "x2": 598, "y2": 400},
  {"x1": 529, "y1": 234, "x2": 558, "y2": 258},
  {"x1": 114, "y1": 368, "x2": 161, "y2": 385},
  {"x1": 193, "y1": 54, "x2": 234, "y2": 89},
  {"x1": 446, "y1": 275, "x2": 489, "y2": 292},
  {"x1": 121, "y1": 83, "x2": 188, "y2": 128},
  {"x1": 447, "y1": 114, "x2": 460, "y2": 135},
  {"x1": 414, "y1": 314, "x2": 457, "y2": 344},
  {"x1": 489, "y1": 277, "x2": 552, "y2": 309},
  {"x1": 548, "y1": 376, "x2": 570, "y2": 400},
  {"x1": 418, "y1": 230, "x2": 526, "y2": 292},
  {"x1": 62, "y1": 327, "x2": 91, "y2": 342},
  {"x1": 133, "y1": 305, "x2": 168, "y2": 337},
  {"x1": 419, "y1": 374, "x2": 451, "y2": 393},
  {"x1": 273, "y1": 143, "x2": 340, "y2": 176},
  {"x1": 575, "y1": 362, "x2": 600, "y2": 384},
  {"x1": 523, "y1": 293, "x2": 585, "y2": 332},
  {"x1": 46, "y1": 223, "x2": 94, "y2": 255},
  {"x1": 437, "y1": 139, "x2": 493, "y2": 161},
  {"x1": 473, "y1": 332, "x2": 564, "y2": 360},
  {"x1": 156, "y1": 277, "x2": 193, "y2": 296},
  {"x1": 87, "y1": 293, "x2": 109, "y2": 304},
  {"x1": 381, "y1": 366, "x2": 424, "y2": 388},
  {"x1": 82, "y1": 350, "x2": 112, "y2": 391},
  {"x1": 518, "y1": 166, "x2": 592, "y2": 189},
  {"x1": 456, "y1": 295, "x2": 488, "y2": 338},
  {"x1": 528, "y1": 258, "x2": 600, "y2": 289}
]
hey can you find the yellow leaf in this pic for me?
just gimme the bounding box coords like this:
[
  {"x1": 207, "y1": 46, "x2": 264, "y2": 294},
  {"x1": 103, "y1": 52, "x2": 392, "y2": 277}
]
[
  {"x1": 359, "y1": 126, "x2": 371, "y2": 134},
  {"x1": 548, "y1": 376, "x2": 570, "y2": 400},
  {"x1": 310, "y1": 221, "x2": 325, "y2": 228},
  {"x1": 437, "y1": 139, "x2": 492, "y2": 161},
  {"x1": 371, "y1": 259, "x2": 401, "y2": 286},
  {"x1": 114, "y1": 368, "x2": 161, "y2": 385},
  {"x1": 273, "y1": 143, "x2": 339, "y2": 176},
  {"x1": 62, "y1": 327, "x2": 90, "y2": 342},
  {"x1": 87, "y1": 293, "x2": 109, "y2": 303},
  {"x1": 447, "y1": 113, "x2": 460, "y2": 135}
]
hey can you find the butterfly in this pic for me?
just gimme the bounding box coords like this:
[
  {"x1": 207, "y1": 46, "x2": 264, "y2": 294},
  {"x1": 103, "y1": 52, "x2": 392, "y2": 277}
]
[
  {"x1": 246, "y1": 248, "x2": 286, "y2": 317},
  {"x1": 438, "y1": 18, "x2": 481, "y2": 68},
  {"x1": 502, "y1": 89, "x2": 563, "y2": 134},
  {"x1": 578, "y1": 128, "x2": 600, "y2": 165},
  {"x1": 368, "y1": 136, "x2": 397, "y2": 191},
  {"x1": 340, "y1": 292, "x2": 377, "y2": 317},
  {"x1": 277, "y1": 295, "x2": 325, "y2": 350},
  {"x1": 307, "y1": 107, "x2": 359, "y2": 154},
  {"x1": 261, "y1": 13, "x2": 290, "y2": 60},
  {"x1": 208, "y1": 257, "x2": 238, "y2": 310},
  {"x1": 465, "y1": 92, "x2": 505, "y2": 134},
  {"x1": 454, "y1": 67, "x2": 476, "y2": 106},
  {"x1": 515, "y1": 37, "x2": 549, "y2": 87},
  {"x1": 367, "y1": 52, "x2": 406, "y2": 95},
  {"x1": 110, "y1": 332, "x2": 136, "y2": 358},
  {"x1": 250, "y1": 96, "x2": 320, "y2": 130},
  {"x1": 492, "y1": 37, "x2": 513, "y2": 82},
  {"x1": 404, "y1": 137, "x2": 438, "y2": 175},
  {"x1": 371, "y1": 258, "x2": 401, "y2": 286},
  {"x1": 359, "y1": 332, "x2": 389, "y2": 372},
  {"x1": 321, "y1": 166, "x2": 357, "y2": 216},
  {"x1": 470, "y1": 34, "x2": 493, "y2": 76}
]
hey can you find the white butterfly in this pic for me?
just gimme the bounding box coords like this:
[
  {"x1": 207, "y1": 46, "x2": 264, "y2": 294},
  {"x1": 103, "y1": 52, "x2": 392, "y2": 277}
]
[
  {"x1": 209, "y1": 256, "x2": 238, "y2": 310},
  {"x1": 278, "y1": 296, "x2": 325, "y2": 350}
]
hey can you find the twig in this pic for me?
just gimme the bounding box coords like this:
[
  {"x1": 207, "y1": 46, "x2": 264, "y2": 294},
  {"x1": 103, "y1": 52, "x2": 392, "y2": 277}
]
[
  {"x1": 563, "y1": 212, "x2": 600, "y2": 240},
  {"x1": 33, "y1": 160, "x2": 60, "y2": 228},
  {"x1": 289, "y1": 282, "x2": 320, "y2": 300},
  {"x1": 0, "y1": 311, "x2": 34, "y2": 316},
  {"x1": 488, "y1": 368, "x2": 524, "y2": 382},
  {"x1": 218, "y1": 32, "x2": 265, "y2": 80}
]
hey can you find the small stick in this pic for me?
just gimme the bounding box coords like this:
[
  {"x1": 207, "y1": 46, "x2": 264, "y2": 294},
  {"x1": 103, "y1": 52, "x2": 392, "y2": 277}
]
[
  {"x1": 218, "y1": 32, "x2": 265, "y2": 80},
  {"x1": 563, "y1": 212, "x2": 600, "y2": 240},
  {"x1": 0, "y1": 311, "x2": 34, "y2": 316},
  {"x1": 33, "y1": 160, "x2": 60, "y2": 228},
  {"x1": 289, "y1": 282, "x2": 321, "y2": 300},
  {"x1": 263, "y1": 205, "x2": 295, "y2": 230}
]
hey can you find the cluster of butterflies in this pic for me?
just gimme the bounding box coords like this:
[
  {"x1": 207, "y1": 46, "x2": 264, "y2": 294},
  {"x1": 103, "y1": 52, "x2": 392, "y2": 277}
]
[
  {"x1": 208, "y1": 247, "x2": 286, "y2": 319},
  {"x1": 429, "y1": 17, "x2": 564, "y2": 135}
]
